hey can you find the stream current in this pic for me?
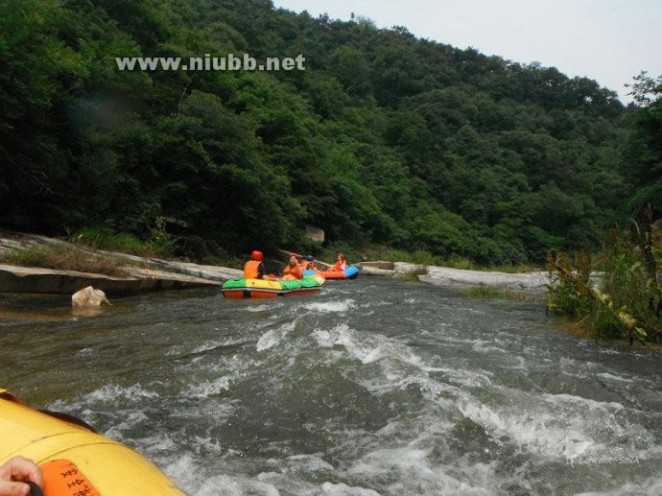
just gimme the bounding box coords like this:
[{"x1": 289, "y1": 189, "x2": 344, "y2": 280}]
[{"x1": 2, "y1": 277, "x2": 662, "y2": 495}]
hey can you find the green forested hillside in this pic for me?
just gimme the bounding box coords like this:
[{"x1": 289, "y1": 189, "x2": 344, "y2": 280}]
[{"x1": 1, "y1": 0, "x2": 658, "y2": 263}]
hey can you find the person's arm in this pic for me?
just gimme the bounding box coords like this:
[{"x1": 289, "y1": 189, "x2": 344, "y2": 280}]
[
  {"x1": 258, "y1": 262, "x2": 265, "y2": 279},
  {"x1": 0, "y1": 457, "x2": 43, "y2": 496}
]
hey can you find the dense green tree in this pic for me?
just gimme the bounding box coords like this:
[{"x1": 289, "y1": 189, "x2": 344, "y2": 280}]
[
  {"x1": 621, "y1": 73, "x2": 662, "y2": 215},
  {"x1": 1, "y1": 0, "x2": 649, "y2": 264}
]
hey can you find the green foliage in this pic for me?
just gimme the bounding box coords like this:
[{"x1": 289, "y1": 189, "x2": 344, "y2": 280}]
[
  {"x1": 74, "y1": 227, "x2": 148, "y2": 255},
  {"x1": 546, "y1": 250, "x2": 595, "y2": 319},
  {"x1": 462, "y1": 286, "x2": 533, "y2": 301},
  {"x1": 621, "y1": 80, "x2": 662, "y2": 215},
  {"x1": 0, "y1": 0, "x2": 651, "y2": 267},
  {"x1": 547, "y1": 223, "x2": 662, "y2": 344},
  {"x1": 73, "y1": 222, "x2": 176, "y2": 258}
]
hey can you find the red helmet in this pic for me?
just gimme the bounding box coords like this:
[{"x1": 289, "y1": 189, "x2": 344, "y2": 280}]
[{"x1": 250, "y1": 250, "x2": 263, "y2": 261}]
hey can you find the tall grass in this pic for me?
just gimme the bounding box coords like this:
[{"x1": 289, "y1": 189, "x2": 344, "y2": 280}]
[
  {"x1": 461, "y1": 285, "x2": 537, "y2": 301},
  {"x1": 1, "y1": 223, "x2": 177, "y2": 276},
  {"x1": 4, "y1": 243, "x2": 127, "y2": 277},
  {"x1": 546, "y1": 220, "x2": 661, "y2": 344},
  {"x1": 73, "y1": 223, "x2": 175, "y2": 258}
]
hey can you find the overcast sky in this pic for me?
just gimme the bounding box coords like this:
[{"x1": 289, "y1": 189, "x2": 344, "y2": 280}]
[{"x1": 272, "y1": 0, "x2": 662, "y2": 103}]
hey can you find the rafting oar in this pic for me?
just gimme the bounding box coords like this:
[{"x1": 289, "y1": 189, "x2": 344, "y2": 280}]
[{"x1": 28, "y1": 482, "x2": 44, "y2": 496}]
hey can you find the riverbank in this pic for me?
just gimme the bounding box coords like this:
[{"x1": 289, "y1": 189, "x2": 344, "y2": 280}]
[
  {"x1": 0, "y1": 231, "x2": 241, "y2": 295},
  {"x1": 359, "y1": 261, "x2": 549, "y2": 295},
  {"x1": 0, "y1": 232, "x2": 550, "y2": 297}
]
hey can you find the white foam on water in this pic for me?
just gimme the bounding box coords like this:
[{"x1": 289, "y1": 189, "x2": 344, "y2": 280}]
[
  {"x1": 79, "y1": 382, "x2": 159, "y2": 404},
  {"x1": 256, "y1": 321, "x2": 297, "y2": 352},
  {"x1": 310, "y1": 323, "x2": 386, "y2": 364},
  {"x1": 458, "y1": 395, "x2": 595, "y2": 461},
  {"x1": 254, "y1": 472, "x2": 388, "y2": 496},
  {"x1": 285, "y1": 454, "x2": 335, "y2": 474},
  {"x1": 310, "y1": 326, "x2": 345, "y2": 349},
  {"x1": 596, "y1": 372, "x2": 634, "y2": 383},
  {"x1": 470, "y1": 339, "x2": 507, "y2": 355},
  {"x1": 347, "y1": 447, "x2": 494, "y2": 495},
  {"x1": 319, "y1": 482, "x2": 381, "y2": 496},
  {"x1": 103, "y1": 410, "x2": 149, "y2": 438},
  {"x1": 542, "y1": 392, "x2": 626, "y2": 413},
  {"x1": 191, "y1": 435, "x2": 224, "y2": 455},
  {"x1": 253, "y1": 472, "x2": 308, "y2": 494},
  {"x1": 246, "y1": 301, "x2": 285, "y2": 313},
  {"x1": 310, "y1": 324, "x2": 494, "y2": 404},
  {"x1": 442, "y1": 368, "x2": 495, "y2": 389},
  {"x1": 163, "y1": 454, "x2": 201, "y2": 494},
  {"x1": 189, "y1": 338, "x2": 250, "y2": 355},
  {"x1": 188, "y1": 376, "x2": 233, "y2": 398},
  {"x1": 300, "y1": 316, "x2": 660, "y2": 484},
  {"x1": 306, "y1": 299, "x2": 356, "y2": 314},
  {"x1": 575, "y1": 476, "x2": 662, "y2": 496},
  {"x1": 132, "y1": 433, "x2": 177, "y2": 452},
  {"x1": 357, "y1": 299, "x2": 392, "y2": 309},
  {"x1": 456, "y1": 385, "x2": 658, "y2": 465},
  {"x1": 194, "y1": 474, "x2": 280, "y2": 496},
  {"x1": 311, "y1": 324, "x2": 418, "y2": 366}
]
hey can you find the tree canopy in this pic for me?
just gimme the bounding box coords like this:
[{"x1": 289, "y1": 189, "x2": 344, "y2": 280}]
[{"x1": 0, "y1": 0, "x2": 657, "y2": 263}]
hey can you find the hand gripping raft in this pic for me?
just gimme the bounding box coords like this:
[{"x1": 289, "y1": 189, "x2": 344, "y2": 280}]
[{"x1": 0, "y1": 389, "x2": 185, "y2": 496}]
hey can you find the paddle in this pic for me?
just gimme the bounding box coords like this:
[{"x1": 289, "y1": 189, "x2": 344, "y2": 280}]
[{"x1": 28, "y1": 482, "x2": 44, "y2": 496}]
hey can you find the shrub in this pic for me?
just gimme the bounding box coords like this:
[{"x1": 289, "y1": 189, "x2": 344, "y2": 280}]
[{"x1": 546, "y1": 221, "x2": 661, "y2": 344}]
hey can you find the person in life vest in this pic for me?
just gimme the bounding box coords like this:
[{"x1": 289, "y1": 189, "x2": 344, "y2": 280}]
[
  {"x1": 282, "y1": 253, "x2": 304, "y2": 280},
  {"x1": 330, "y1": 253, "x2": 348, "y2": 272},
  {"x1": 301, "y1": 255, "x2": 316, "y2": 271},
  {"x1": 244, "y1": 250, "x2": 265, "y2": 279}
]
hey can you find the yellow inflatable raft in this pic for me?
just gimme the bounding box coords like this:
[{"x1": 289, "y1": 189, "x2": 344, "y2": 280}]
[{"x1": 0, "y1": 389, "x2": 185, "y2": 495}]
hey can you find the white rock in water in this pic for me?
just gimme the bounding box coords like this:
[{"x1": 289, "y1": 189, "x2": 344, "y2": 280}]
[{"x1": 71, "y1": 286, "x2": 111, "y2": 307}]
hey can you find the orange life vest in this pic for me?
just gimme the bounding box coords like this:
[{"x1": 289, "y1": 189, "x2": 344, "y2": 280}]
[
  {"x1": 283, "y1": 263, "x2": 303, "y2": 279},
  {"x1": 243, "y1": 260, "x2": 262, "y2": 279},
  {"x1": 331, "y1": 261, "x2": 347, "y2": 272}
]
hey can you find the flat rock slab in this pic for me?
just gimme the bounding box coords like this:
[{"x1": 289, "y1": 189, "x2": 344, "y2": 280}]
[
  {"x1": 421, "y1": 266, "x2": 550, "y2": 293},
  {"x1": 0, "y1": 231, "x2": 243, "y2": 295},
  {"x1": 0, "y1": 263, "x2": 220, "y2": 295},
  {"x1": 359, "y1": 261, "x2": 550, "y2": 294}
]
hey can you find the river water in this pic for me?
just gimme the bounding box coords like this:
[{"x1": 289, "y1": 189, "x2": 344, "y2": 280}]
[{"x1": 2, "y1": 278, "x2": 662, "y2": 495}]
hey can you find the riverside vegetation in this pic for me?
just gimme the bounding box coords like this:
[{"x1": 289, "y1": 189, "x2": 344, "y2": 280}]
[
  {"x1": 546, "y1": 207, "x2": 662, "y2": 344},
  {"x1": 1, "y1": 1, "x2": 661, "y2": 339}
]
